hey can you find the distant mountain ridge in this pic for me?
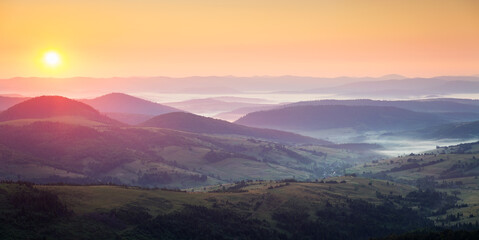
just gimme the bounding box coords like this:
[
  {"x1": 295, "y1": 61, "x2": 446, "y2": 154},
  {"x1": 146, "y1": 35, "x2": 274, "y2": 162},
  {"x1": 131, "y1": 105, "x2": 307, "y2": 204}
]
[
  {"x1": 305, "y1": 76, "x2": 479, "y2": 97},
  {"x1": 286, "y1": 99, "x2": 479, "y2": 114},
  {"x1": 4, "y1": 75, "x2": 478, "y2": 97},
  {"x1": 140, "y1": 112, "x2": 330, "y2": 144}
]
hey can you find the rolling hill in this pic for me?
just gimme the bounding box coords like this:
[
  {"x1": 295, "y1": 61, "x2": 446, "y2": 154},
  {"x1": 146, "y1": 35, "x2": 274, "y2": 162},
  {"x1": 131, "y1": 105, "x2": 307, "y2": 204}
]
[
  {"x1": 0, "y1": 120, "x2": 379, "y2": 188},
  {"x1": 235, "y1": 105, "x2": 446, "y2": 132},
  {"x1": 140, "y1": 112, "x2": 330, "y2": 145},
  {"x1": 0, "y1": 95, "x2": 382, "y2": 188},
  {"x1": 80, "y1": 93, "x2": 181, "y2": 124},
  {"x1": 0, "y1": 96, "x2": 120, "y2": 125},
  {"x1": 284, "y1": 99, "x2": 479, "y2": 123}
]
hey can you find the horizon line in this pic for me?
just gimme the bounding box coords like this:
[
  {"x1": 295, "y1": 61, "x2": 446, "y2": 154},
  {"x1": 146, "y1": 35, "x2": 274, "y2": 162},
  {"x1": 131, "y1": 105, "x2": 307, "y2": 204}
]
[{"x1": 3, "y1": 74, "x2": 479, "y2": 80}]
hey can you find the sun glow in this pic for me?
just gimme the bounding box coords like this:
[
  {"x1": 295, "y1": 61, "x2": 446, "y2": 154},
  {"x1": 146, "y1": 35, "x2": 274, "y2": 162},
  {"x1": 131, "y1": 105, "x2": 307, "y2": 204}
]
[{"x1": 43, "y1": 51, "x2": 61, "y2": 67}]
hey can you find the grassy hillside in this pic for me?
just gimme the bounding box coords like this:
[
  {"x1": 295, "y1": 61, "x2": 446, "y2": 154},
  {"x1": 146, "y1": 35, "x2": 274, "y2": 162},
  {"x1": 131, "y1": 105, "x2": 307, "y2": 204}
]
[
  {"x1": 3, "y1": 177, "x2": 478, "y2": 239},
  {"x1": 0, "y1": 178, "x2": 448, "y2": 240},
  {"x1": 0, "y1": 120, "x2": 380, "y2": 188},
  {"x1": 347, "y1": 141, "x2": 479, "y2": 226}
]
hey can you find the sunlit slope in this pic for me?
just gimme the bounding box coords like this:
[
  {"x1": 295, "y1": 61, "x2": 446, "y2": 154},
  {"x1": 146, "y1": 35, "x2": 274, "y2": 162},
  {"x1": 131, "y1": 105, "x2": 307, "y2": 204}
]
[
  {"x1": 347, "y1": 141, "x2": 479, "y2": 226},
  {"x1": 0, "y1": 96, "x2": 121, "y2": 126}
]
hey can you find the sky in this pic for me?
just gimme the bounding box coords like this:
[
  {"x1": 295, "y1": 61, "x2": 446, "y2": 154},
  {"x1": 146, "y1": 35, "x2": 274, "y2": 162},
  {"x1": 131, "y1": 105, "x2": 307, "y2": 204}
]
[{"x1": 1, "y1": 0, "x2": 478, "y2": 78}]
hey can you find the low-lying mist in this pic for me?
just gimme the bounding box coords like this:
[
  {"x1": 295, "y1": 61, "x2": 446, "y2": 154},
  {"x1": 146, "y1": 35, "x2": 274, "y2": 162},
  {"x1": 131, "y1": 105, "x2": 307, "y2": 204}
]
[{"x1": 295, "y1": 128, "x2": 479, "y2": 157}]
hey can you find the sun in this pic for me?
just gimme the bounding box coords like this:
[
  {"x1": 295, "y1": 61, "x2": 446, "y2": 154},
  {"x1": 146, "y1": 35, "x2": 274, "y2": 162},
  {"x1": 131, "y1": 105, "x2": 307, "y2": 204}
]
[{"x1": 43, "y1": 51, "x2": 61, "y2": 67}]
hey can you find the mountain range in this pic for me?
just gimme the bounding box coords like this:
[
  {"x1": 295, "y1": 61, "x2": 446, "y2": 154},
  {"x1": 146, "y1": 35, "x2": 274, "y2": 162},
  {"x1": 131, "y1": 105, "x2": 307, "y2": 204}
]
[
  {"x1": 3, "y1": 75, "x2": 478, "y2": 98},
  {"x1": 140, "y1": 112, "x2": 330, "y2": 144},
  {"x1": 0, "y1": 95, "x2": 377, "y2": 188},
  {"x1": 235, "y1": 105, "x2": 446, "y2": 132},
  {"x1": 305, "y1": 76, "x2": 479, "y2": 98},
  {"x1": 163, "y1": 98, "x2": 275, "y2": 116}
]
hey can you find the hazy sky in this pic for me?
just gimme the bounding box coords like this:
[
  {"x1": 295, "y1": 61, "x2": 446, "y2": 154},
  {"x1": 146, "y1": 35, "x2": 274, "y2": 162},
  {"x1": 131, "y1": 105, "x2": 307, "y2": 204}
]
[{"x1": 1, "y1": 0, "x2": 478, "y2": 78}]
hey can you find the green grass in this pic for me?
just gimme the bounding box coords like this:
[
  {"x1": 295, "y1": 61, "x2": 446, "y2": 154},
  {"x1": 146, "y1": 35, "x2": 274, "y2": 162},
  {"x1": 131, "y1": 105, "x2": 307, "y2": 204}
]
[
  {"x1": 2, "y1": 178, "x2": 476, "y2": 239},
  {"x1": 347, "y1": 142, "x2": 479, "y2": 226}
]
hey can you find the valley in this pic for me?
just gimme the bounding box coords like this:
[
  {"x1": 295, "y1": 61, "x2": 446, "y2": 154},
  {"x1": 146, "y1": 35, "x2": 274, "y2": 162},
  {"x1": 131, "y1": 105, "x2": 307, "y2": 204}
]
[
  {"x1": 1, "y1": 90, "x2": 479, "y2": 239},
  {"x1": 2, "y1": 1, "x2": 478, "y2": 238}
]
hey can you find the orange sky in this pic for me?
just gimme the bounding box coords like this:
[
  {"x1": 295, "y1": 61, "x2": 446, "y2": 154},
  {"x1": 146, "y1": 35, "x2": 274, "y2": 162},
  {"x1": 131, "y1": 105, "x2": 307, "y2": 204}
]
[{"x1": 1, "y1": 0, "x2": 478, "y2": 78}]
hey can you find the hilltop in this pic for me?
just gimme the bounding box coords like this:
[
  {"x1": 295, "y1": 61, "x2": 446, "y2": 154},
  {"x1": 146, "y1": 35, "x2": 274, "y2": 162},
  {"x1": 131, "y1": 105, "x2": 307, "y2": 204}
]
[
  {"x1": 0, "y1": 96, "x2": 119, "y2": 126},
  {"x1": 80, "y1": 93, "x2": 181, "y2": 124}
]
